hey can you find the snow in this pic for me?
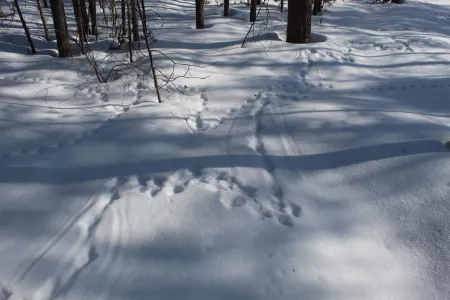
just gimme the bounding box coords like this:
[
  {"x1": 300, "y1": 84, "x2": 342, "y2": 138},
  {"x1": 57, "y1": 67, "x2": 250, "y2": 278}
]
[{"x1": 1, "y1": 0, "x2": 450, "y2": 299}]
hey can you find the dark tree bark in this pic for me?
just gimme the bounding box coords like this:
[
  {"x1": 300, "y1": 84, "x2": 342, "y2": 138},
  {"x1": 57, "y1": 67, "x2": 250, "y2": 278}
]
[
  {"x1": 88, "y1": 0, "x2": 96, "y2": 36},
  {"x1": 195, "y1": 0, "x2": 204, "y2": 29},
  {"x1": 121, "y1": 0, "x2": 126, "y2": 37},
  {"x1": 313, "y1": 0, "x2": 322, "y2": 15},
  {"x1": 131, "y1": 0, "x2": 139, "y2": 40},
  {"x1": 136, "y1": 0, "x2": 161, "y2": 103},
  {"x1": 37, "y1": 0, "x2": 50, "y2": 41},
  {"x1": 50, "y1": 0, "x2": 72, "y2": 57},
  {"x1": 110, "y1": 0, "x2": 116, "y2": 32},
  {"x1": 286, "y1": 0, "x2": 312, "y2": 44},
  {"x1": 99, "y1": 0, "x2": 108, "y2": 24},
  {"x1": 250, "y1": 0, "x2": 256, "y2": 22},
  {"x1": 80, "y1": 0, "x2": 89, "y2": 38},
  {"x1": 42, "y1": 0, "x2": 48, "y2": 8},
  {"x1": 127, "y1": 0, "x2": 133, "y2": 62},
  {"x1": 224, "y1": 0, "x2": 229, "y2": 16},
  {"x1": 256, "y1": 0, "x2": 261, "y2": 4},
  {"x1": 73, "y1": 0, "x2": 86, "y2": 53},
  {"x1": 13, "y1": 0, "x2": 36, "y2": 54}
]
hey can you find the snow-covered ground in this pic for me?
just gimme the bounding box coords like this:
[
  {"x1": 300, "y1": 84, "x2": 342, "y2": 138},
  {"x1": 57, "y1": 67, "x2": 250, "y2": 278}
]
[{"x1": 1, "y1": 0, "x2": 450, "y2": 299}]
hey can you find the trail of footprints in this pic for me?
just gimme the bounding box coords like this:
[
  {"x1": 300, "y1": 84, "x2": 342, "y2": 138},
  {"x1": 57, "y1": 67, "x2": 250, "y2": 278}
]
[
  {"x1": 0, "y1": 110, "x2": 124, "y2": 163},
  {"x1": 0, "y1": 83, "x2": 147, "y2": 163},
  {"x1": 120, "y1": 165, "x2": 301, "y2": 227},
  {"x1": 246, "y1": 90, "x2": 302, "y2": 227},
  {"x1": 176, "y1": 86, "x2": 223, "y2": 132},
  {"x1": 190, "y1": 92, "x2": 211, "y2": 131},
  {"x1": 149, "y1": 86, "x2": 302, "y2": 227}
]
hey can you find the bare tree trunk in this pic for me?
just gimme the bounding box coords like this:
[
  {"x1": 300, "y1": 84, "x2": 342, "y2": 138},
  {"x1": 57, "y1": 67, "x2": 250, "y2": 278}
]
[
  {"x1": 88, "y1": 0, "x2": 97, "y2": 36},
  {"x1": 127, "y1": 0, "x2": 133, "y2": 62},
  {"x1": 313, "y1": 0, "x2": 322, "y2": 15},
  {"x1": 131, "y1": 0, "x2": 139, "y2": 40},
  {"x1": 37, "y1": 0, "x2": 50, "y2": 41},
  {"x1": 99, "y1": 0, "x2": 108, "y2": 24},
  {"x1": 110, "y1": 0, "x2": 116, "y2": 34},
  {"x1": 195, "y1": 0, "x2": 204, "y2": 29},
  {"x1": 256, "y1": 0, "x2": 261, "y2": 4},
  {"x1": 286, "y1": 0, "x2": 312, "y2": 44},
  {"x1": 73, "y1": 0, "x2": 86, "y2": 53},
  {"x1": 121, "y1": 0, "x2": 126, "y2": 37},
  {"x1": 250, "y1": 0, "x2": 256, "y2": 22},
  {"x1": 42, "y1": 0, "x2": 48, "y2": 8},
  {"x1": 13, "y1": 0, "x2": 36, "y2": 54},
  {"x1": 80, "y1": 0, "x2": 89, "y2": 39},
  {"x1": 224, "y1": 0, "x2": 229, "y2": 16},
  {"x1": 50, "y1": 0, "x2": 71, "y2": 57},
  {"x1": 136, "y1": 0, "x2": 161, "y2": 103},
  {"x1": 280, "y1": 0, "x2": 284, "y2": 12}
]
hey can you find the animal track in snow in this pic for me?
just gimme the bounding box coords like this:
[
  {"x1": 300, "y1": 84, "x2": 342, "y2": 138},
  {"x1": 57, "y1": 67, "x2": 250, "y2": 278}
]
[
  {"x1": 0, "y1": 76, "x2": 155, "y2": 163},
  {"x1": 205, "y1": 171, "x2": 258, "y2": 209},
  {"x1": 134, "y1": 163, "x2": 300, "y2": 227},
  {"x1": 233, "y1": 89, "x2": 303, "y2": 227},
  {"x1": 178, "y1": 88, "x2": 222, "y2": 132},
  {"x1": 347, "y1": 40, "x2": 413, "y2": 52},
  {"x1": 0, "y1": 92, "x2": 149, "y2": 164},
  {"x1": 0, "y1": 112, "x2": 123, "y2": 163},
  {"x1": 10, "y1": 177, "x2": 123, "y2": 300},
  {"x1": 137, "y1": 169, "x2": 201, "y2": 199}
]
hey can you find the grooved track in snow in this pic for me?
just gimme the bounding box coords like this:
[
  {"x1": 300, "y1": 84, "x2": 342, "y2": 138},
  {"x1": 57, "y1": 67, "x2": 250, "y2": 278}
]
[
  {"x1": 218, "y1": 88, "x2": 304, "y2": 227},
  {"x1": 5, "y1": 178, "x2": 122, "y2": 300},
  {"x1": 251, "y1": 90, "x2": 302, "y2": 226}
]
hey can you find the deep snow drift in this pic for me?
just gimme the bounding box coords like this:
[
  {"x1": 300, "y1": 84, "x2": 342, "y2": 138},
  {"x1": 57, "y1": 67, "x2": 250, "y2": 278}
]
[{"x1": 1, "y1": 0, "x2": 450, "y2": 299}]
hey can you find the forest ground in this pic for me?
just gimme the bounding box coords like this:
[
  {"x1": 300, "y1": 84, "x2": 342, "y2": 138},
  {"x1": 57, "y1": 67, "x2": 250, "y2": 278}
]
[{"x1": 1, "y1": 0, "x2": 450, "y2": 299}]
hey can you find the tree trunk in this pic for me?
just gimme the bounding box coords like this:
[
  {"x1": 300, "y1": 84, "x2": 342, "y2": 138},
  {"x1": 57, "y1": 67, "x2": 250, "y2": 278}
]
[
  {"x1": 195, "y1": 0, "x2": 204, "y2": 29},
  {"x1": 313, "y1": 0, "x2": 322, "y2": 15},
  {"x1": 280, "y1": 0, "x2": 284, "y2": 12},
  {"x1": 50, "y1": 0, "x2": 71, "y2": 57},
  {"x1": 121, "y1": 0, "x2": 126, "y2": 37},
  {"x1": 88, "y1": 0, "x2": 96, "y2": 36},
  {"x1": 13, "y1": 0, "x2": 36, "y2": 54},
  {"x1": 73, "y1": 0, "x2": 86, "y2": 53},
  {"x1": 256, "y1": 0, "x2": 261, "y2": 4},
  {"x1": 99, "y1": 0, "x2": 108, "y2": 24},
  {"x1": 137, "y1": 0, "x2": 162, "y2": 103},
  {"x1": 127, "y1": 0, "x2": 133, "y2": 62},
  {"x1": 131, "y1": 0, "x2": 139, "y2": 40},
  {"x1": 80, "y1": 0, "x2": 89, "y2": 38},
  {"x1": 37, "y1": 0, "x2": 50, "y2": 41},
  {"x1": 110, "y1": 0, "x2": 116, "y2": 34},
  {"x1": 224, "y1": 0, "x2": 229, "y2": 16},
  {"x1": 286, "y1": 0, "x2": 312, "y2": 44},
  {"x1": 250, "y1": 0, "x2": 256, "y2": 22},
  {"x1": 42, "y1": 0, "x2": 48, "y2": 8}
]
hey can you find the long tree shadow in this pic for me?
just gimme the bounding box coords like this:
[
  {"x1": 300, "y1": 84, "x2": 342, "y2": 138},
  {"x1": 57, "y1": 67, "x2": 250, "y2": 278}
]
[{"x1": 0, "y1": 137, "x2": 447, "y2": 184}]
